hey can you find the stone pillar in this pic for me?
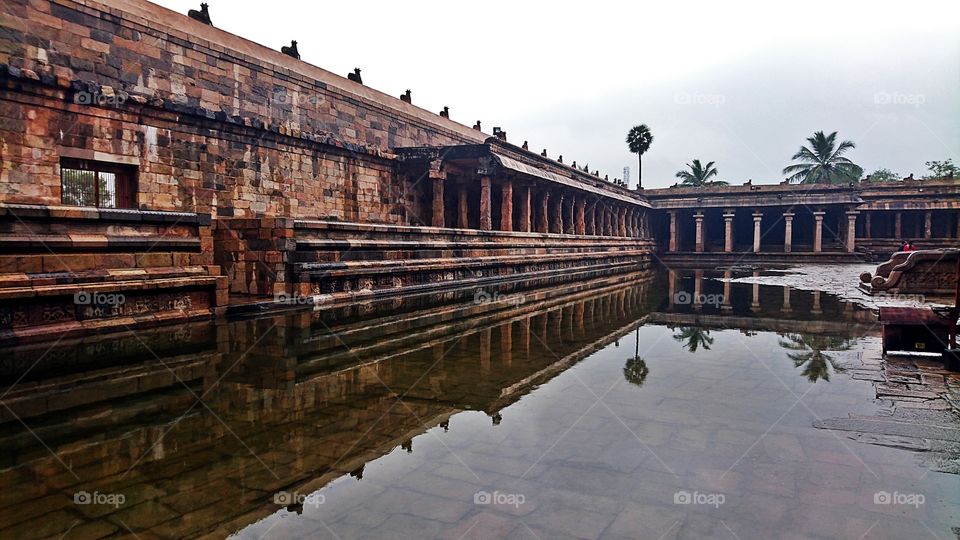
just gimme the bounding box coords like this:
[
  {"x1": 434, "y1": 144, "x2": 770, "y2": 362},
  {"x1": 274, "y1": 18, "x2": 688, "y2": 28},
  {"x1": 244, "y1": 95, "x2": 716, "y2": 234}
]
[
  {"x1": 846, "y1": 210, "x2": 859, "y2": 252},
  {"x1": 694, "y1": 211, "x2": 704, "y2": 253},
  {"x1": 538, "y1": 191, "x2": 549, "y2": 233},
  {"x1": 668, "y1": 210, "x2": 678, "y2": 252},
  {"x1": 552, "y1": 193, "x2": 564, "y2": 234},
  {"x1": 500, "y1": 180, "x2": 513, "y2": 231},
  {"x1": 429, "y1": 160, "x2": 445, "y2": 227},
  {"x1": 722, "y1": 210, "x2": 734, "y2": 252},
  {"x1": 518, "y1": 186, "x2": 531, "y2": 232},
  {"x1": 813, "y1": 211, "x2": 825, "y2": 252},
  {"x1": 752, "y1": 211, "x2": 763, "y2": 253},
  {"x1": 587, "y1": 203, "x2": 596, "y2": 235},
  {"x1": 894, "y1": 211, "x2": 902, "y2": 239},
  {"x1": 565, "y1": 196, "x2": 576, "y2": 234},
  {"x1": 458, "y1": 185, "x2": 469, "y2": 228},
  {"x1": 575, "y1": 198, "x2": 586, "y2": 235},
  {"x1": 924, "y1": 211, "x2": 932, "y2": 239},
  {"x1": 479, "y1": 176, "x2": 492, "y2": 230},
  {"x1": 864, "y1": 212, "x2": 872, "y2": 239},
  {"x1": 783, "y1": 211, "x2": 794, "y2": 253},
  {"x1": 956, "y1": 212, "x2": 960, "y2": 239}
]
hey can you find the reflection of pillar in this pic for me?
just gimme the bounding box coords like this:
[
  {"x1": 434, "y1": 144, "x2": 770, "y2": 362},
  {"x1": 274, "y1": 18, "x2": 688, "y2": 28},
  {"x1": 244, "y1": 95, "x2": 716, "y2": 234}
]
[
  {"x1": 538, "y1": 191, "x2": 550, "y2": 233},
  {"x1": 500, "y1": 180, "x2": 513, "y2": 231},
  {"x1": 752, "y1": 212, "x2": 763, "y2": 253},
  {"x1": 812, "y1": 290, "x2": 822, "y2": 315},
  {"x1": 693, "y1": 270, "x2": 703, "y2": 310},
  {"x1": 894, "y1": 211, "x2": 902, "y2": 239},
  {"x1": 479, "y1": 328, "x2": 491, "y2": 374},
  {"x1": 458, "y1": 185, "x2": 469, "y2": 228},
  {"x1": 864, "y1": 212, "x2": 872, "y2": 239},
  {"x1": 723, "y1": 210, "x2": 734, "y2": 253},
  {"x1": 694, "y1": 211, "x2": 704, "y2": 252},
  {"x1": 500, "y1": 323, "x2": 512, "y2": 367},
  {"x1": 430, "y1": 161, "x2": 446, "y2": 227},
  {"x1": 722, "y1": 271, "x2": 732, "y2": 311},
  {"x1": 668, "y1": 269, "x2": 677, "y2": 307},
  {"x1": 783, "y1": 211, "x2": 794, "y2": 253},
  {"x1": 813, "y1": 211, "x2": 825, "y2": 252},
  {"x1": 518, "y1": 186, "x2": 531, "y2": 232},
  {"x1": 782, "y1": 286, "x2": 791, "y2": 312},
  {"x1": 575, "y1": 197, "x2": 586, "y2": 235},
  {"x1": 846, "y1": 211, "x2": 859, "y2": 252},
  {"x1": 522, "y1": 318, "x2": 531, "y2": 362},
  {"x1": 479, "y1": 176, "x2": 492, "y2": 230},
  {"x1": 574, "y1": 302, "x2": 585, "y2": 334},
  {"x1": 668, "y1": 211, "x2": 678, "y2": 252},
  {"x1": 751, "y1": 270, "x2": 760, "y2": 312},
  {"x1": 924, "y1": 211, "x2": 932, "y2": 239}
]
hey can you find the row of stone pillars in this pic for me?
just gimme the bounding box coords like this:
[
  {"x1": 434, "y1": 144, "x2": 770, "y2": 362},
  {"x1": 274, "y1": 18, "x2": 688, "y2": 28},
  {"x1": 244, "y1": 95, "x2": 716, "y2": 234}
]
[
  {"x1": 670, "y1": 208, "x2": 859, "y2": 253},
  {"x1": 861, "y1": 210, "x2": 960, "y2": 240},
  {"x1": 430, "y1": 163, "x2": 649, "y2": 237}
]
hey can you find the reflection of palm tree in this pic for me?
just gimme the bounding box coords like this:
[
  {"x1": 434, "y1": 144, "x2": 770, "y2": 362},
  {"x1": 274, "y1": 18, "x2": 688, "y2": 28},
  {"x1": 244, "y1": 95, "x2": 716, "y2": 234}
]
[
  {"x1": 673, "y1": 326, "x2": 714, "y2": 352},
  {"x1": 623, "y1": 357, "x2": 649, "y2": 386},
  {"x1": 778, "y1": 333, "x2": 853, "y2": 382},
  {"x1": 624, "y1": 326, "x2": 650, "y2": 387}
]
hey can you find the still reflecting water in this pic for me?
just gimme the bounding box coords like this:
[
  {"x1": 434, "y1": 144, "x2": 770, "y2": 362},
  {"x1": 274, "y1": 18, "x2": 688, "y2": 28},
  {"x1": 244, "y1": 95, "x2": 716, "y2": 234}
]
[{"x1": 0, "y1": 268, "x2": 956, "y2": 539}]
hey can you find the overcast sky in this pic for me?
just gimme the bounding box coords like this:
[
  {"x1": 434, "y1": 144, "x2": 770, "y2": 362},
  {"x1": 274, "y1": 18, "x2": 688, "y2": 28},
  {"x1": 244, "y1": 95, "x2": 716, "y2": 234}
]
[{"x1": 155, "y1": 0, "x2": 959, "y2": 188}]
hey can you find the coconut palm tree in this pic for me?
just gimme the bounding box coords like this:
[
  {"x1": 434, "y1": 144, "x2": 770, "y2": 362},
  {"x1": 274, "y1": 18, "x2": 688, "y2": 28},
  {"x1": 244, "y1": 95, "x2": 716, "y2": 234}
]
[
  {"x1": 675, "y1": 159, "x2": 729, "y2": 187},
  {"x1": 626, "y1": 124, "x2": 653, "y2": 189},
  {"x1": 672, "y1": 326, "x2": 714, "y2": 353},
  {"x1": 782, "y1": 131, "x2": 863, "y2": 184},
  {"x1": 778, "y1": 333, "x2": 853, "y2": 382}
]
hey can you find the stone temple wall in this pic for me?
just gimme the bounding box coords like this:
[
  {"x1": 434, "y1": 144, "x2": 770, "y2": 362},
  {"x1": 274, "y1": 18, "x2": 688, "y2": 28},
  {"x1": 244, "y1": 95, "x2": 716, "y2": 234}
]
[{"x1": 0, "y1": 0, "x2": 487, "y2": 221}]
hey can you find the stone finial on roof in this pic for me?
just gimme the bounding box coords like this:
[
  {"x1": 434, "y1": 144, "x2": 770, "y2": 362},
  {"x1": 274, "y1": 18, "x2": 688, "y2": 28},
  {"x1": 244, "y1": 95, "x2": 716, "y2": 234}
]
[
  {"x1": 400, "y1": 89, "x2": 411, "y2": 103},
  {"x1": 541, "y1": 149, "x2": 547, "y2": 157},
  {"x1": 440, "y1": 106, "x2": 449, "y2": 118},
  {"x1": 522, "y1": 141, "x2": 529, "y2": 150},
  {"x1": 473, "y1": 120, "x2": 482, "y2": 131},
  {"x1": 558, "y1": 155, "x2": 563, "y2": 163},
  {"x1": 348, "y1": 68, "x2": 363, "y2": 84},
  {"x1": 281, "y1": 40, "x2": 300, "y2": 60},
  {"x1": 188, "y1": 3, "x2": 212, "y2": 25}
]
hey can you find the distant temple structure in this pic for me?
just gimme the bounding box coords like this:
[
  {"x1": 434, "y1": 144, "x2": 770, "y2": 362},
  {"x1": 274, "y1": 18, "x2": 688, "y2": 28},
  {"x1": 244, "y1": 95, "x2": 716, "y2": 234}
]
[{"x1": 0, "y1": 0, "x2": 957, "y2": 341}]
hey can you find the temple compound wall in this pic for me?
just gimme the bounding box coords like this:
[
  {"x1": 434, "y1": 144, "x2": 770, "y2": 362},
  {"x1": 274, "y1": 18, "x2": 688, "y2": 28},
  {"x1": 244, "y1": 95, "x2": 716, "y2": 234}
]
[{"x1": 0, "y1": 0, "x2": 653, "y2": 342}]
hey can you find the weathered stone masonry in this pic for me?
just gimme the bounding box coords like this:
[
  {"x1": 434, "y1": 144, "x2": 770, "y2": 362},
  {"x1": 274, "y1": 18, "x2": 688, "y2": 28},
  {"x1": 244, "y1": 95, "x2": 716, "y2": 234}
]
[{"x1": 0, "y1": 0, "x2": 654, "y2": 341}]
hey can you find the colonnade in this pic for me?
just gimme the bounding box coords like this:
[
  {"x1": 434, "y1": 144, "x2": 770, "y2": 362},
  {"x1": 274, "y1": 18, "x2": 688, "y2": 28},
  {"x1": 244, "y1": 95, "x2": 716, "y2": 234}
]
[
  {"x1": 429, "y1": 160, "x2": 651, "y2": 237},
  {"x1": 667, "y1": 206, "x2": 960, "y2": 254}
]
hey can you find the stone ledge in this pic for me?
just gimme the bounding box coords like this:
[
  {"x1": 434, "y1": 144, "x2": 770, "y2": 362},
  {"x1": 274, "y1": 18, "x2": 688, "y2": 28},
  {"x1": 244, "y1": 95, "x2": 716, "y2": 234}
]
[{"x1": 0, "y1": 203, "x2": 211, "y2": 225}]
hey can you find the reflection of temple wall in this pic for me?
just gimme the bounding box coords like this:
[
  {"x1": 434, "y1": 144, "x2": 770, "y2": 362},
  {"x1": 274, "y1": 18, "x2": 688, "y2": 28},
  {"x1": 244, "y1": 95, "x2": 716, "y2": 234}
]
[{"x1": 0, "y1": 270, "x2": 657, "y2": 540}]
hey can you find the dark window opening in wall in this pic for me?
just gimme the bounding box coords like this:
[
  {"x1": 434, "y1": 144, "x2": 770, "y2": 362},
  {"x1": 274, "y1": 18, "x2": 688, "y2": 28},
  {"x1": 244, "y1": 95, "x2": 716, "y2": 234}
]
[{"x1": 60, "y1": 158, "x2": 137, "y2": 208}]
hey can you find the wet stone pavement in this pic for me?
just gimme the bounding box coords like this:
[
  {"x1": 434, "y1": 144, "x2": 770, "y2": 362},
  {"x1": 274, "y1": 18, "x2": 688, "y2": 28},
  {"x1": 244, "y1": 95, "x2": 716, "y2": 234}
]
[{"x1": 0, "y1": 268, "x2": 957, "y2": 539}]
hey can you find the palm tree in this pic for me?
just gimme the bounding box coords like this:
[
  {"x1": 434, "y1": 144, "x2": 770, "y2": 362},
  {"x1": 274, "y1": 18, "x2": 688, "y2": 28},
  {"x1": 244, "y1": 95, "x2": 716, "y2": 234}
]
[
  {"x1": 626, "y1": 124, "x2": 653, "y2": 189},
  {"x1": 672, "y1": 326, "x2": 714, "y2": 353},
  {"x1": 778, "y1": 333, "x2": 853, "y2": 382},
  {"x1": 782, "y1": 131, "x2": 863, "y2": 184},
  {"x1": 675, "y1": 159, "x2": 729, "y2": 187}
]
